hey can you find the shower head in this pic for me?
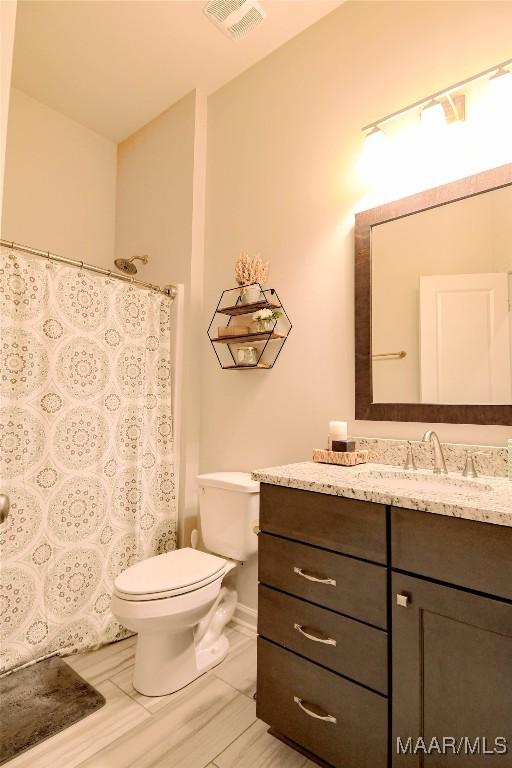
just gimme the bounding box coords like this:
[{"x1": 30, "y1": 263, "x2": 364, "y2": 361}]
[{"x1": 114, "y1": 254, "x2": 149, "y2": 275}]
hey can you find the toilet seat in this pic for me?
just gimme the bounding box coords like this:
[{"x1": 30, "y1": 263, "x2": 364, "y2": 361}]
[{"x1": 114, "y1": 547, "x2": 228, "y2": 602}]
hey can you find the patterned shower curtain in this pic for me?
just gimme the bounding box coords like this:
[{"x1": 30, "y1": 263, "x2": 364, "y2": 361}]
[{"x1": 0, "y1": 246, "x2": 177, "y2": 674}]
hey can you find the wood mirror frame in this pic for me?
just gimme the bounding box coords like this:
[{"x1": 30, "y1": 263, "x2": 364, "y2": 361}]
[{"x1": 355, "y1": 162, "x2": 512, "y2": 425}]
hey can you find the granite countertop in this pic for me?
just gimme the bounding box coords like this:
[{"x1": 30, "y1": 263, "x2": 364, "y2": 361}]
[{"x1": 251, "y1": 461, "x2": 512, "y2": 527}]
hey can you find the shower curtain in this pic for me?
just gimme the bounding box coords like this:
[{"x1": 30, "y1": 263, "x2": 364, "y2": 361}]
[{"x1": 0, "y1": 246, "x2": 177, "y2": 674}]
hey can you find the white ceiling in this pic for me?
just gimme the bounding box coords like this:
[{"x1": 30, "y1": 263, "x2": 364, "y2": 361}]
[{"x1": 12, "y1": 0, "x2": 342, "y2": 142}]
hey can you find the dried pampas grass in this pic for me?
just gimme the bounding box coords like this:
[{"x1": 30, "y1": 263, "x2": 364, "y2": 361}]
[{"x1": 234, "y1": 251, "x2": 269, "y2": 286}]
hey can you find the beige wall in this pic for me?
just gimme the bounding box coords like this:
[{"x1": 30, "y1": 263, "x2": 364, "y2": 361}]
[
  {"x1": 2, "y1": 89, "x2": 116, "y2": 264},
  {"x1": 115, "y1": 93, "x2": 196, "y2": 287},
  {"x1": 372, "y1": 187, "x2": 512, "y2": 403},
  {"x1": 201, "y1": 0, "x2": 512, "y2": 611},
  {"x1": 1, "y1": 0, "x2": 17, "y2": 221},
  {"x1": 115, "y1": 91, "x2": 207, "y2": 546}
]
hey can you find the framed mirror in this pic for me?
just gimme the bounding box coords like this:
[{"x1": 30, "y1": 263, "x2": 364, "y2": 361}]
[{"x1": 355, "y1": 163, "x2": 512, "y2": 425}]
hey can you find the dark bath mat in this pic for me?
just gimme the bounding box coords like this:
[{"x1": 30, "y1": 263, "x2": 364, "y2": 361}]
[{"x1": 0, "y1": 656, "x2": 105, "y2": 765}]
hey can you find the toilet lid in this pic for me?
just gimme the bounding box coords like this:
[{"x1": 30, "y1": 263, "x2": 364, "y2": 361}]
[{"x1": 114, "y1": 547, "x2": 227, "y2": 598}]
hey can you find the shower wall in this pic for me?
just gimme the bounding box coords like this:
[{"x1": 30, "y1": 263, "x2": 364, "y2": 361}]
[{"x1": 1, "y1": 88, "x2": 117, "y2": 265}]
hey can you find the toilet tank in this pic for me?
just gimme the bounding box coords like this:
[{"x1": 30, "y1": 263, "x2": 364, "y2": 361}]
[{"x1": 197, "y1": 472, "x2": 259, "y2": 561}]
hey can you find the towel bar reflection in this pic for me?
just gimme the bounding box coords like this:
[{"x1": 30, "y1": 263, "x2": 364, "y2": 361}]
[{"x1": 372, "y1": 351, "x2": 407, "y2": 360}]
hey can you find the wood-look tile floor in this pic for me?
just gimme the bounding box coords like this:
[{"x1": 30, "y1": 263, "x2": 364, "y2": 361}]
[{"x1": 6, "y1": 625, "x2": 315, "y2": 768}]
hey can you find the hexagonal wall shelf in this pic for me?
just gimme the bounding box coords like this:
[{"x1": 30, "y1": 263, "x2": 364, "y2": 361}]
[{"x1": 207, "y1": 284, "x2": 292, "y2": 370}]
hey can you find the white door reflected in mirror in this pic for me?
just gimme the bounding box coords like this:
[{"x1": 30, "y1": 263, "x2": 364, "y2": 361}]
[{"x1": 419, "y1": 272, "x2": 511, "y2": 404}]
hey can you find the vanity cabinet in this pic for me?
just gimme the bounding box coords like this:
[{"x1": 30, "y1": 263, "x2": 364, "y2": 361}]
[
  {"x1": 256, "y1": 483, "x2": 389, "y2": 768},
  {"x1": 256, "y1": 483, "x2": 512, "y2": 768}
]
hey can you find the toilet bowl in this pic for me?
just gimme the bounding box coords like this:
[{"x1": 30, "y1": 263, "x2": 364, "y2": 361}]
[{"x1": 112, "y1": 472, "x2": 259, "y2": 696}]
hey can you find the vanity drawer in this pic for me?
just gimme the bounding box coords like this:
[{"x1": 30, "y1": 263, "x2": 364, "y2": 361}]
[
  {"x1": 259, "y1": 533, "x2": 387, "y2": 629},
  {"x1": 392, "y1": 507, "x2": 512, "y2": 601},
  {"x1": 260, "y1": 483, "x2": 387, "y2": 564},
  {"x1": 257, "y1": 638, "x2": 387, "y2": 768},
  {"x1": 258, "y1": 584, "x2": 388, "y2": 694}
]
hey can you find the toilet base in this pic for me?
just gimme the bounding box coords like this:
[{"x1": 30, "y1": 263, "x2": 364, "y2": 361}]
[
  {"x1": 132, "y1": 629, "x2": 230, "y2": 697},
  {"x1": 196, "y1": 632, "x2": 229, "y2": 676}
]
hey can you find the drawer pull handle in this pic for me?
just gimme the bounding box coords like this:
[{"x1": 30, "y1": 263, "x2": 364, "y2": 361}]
[
  {"x1": 293, "y1": 696, "x2": 337, "y2": 725},
  {"x1": 294, "y1": 623, "x2": 337, "y2": 646},
  {"x1": 293, "y1": 567, "x2": 337, "y2": 587}
]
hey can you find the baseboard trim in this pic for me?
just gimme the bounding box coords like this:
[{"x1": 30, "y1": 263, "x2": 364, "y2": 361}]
[{"x1": 232, "y1": 602, "x2": 257, "y2": 633}]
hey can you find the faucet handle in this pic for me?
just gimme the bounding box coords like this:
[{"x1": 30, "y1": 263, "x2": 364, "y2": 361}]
[
  {"x1": 462, "y1": 451, "x2": 478, "y2": 478},
  {"x1": 462, "y1": 450, "x2": 490, "y2": 478},
  {"x1": 403, "y1": 441, "x2": 417, "y2": 471}
]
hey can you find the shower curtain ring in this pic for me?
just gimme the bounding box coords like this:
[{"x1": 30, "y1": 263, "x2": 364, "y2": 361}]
[{"x1": 80, "y1": 261, "x2": 84, "y2": 271}]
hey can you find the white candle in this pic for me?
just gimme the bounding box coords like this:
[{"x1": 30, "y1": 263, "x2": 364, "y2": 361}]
[{"x1": 329, "y1": 420, "x2": 348, "y2": 440}]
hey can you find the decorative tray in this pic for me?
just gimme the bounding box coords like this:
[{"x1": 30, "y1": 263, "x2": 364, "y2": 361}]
[{"x1": 312, "y1": 449, "x2": 369, "y2": 466}]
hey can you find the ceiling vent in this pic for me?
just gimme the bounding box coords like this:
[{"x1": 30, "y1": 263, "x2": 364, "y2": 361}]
[{"x1": 203, "y1": 0, "x2": 266, "y2": 40}]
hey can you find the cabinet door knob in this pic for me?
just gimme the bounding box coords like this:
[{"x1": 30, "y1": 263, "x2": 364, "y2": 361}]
[{"x1": 396, "y1": 592, "x2": 410, "y2": 607}]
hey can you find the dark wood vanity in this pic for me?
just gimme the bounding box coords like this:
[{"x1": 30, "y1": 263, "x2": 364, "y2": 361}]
[{"x1": 256, "y1": 483, "x2": 512, "y2": 767}]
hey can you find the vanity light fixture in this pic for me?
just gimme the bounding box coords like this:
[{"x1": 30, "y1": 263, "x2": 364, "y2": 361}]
[
  {"x1": 488, "y1": 66, "x2": 512, "y2": 98},
  {"x1": 439, "y1": 93, "x2": 466, "y2": 123},
  {"x1": 361, "y1": 57, "x2": 511, "y2": 136},
  {"x1": 420, "y1": 94, "x2": 466, "y2": 129},
  {"x1": 362, "y1": 125, "x2": 387, "y2": 149}
]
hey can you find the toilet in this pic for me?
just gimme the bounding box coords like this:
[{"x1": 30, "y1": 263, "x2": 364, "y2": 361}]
[{"x1": 111, "y1": 472, "x2": 259, "y2": 696}]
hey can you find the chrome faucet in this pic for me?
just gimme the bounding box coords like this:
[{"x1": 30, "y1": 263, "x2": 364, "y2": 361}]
[{"x1": 422, "y1": 430, "x2": 448, "y2": 475}]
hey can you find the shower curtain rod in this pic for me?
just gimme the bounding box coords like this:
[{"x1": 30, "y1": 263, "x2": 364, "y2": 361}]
[{"x1": 0, "y1": 239, "x2": 177, "y2": 299}]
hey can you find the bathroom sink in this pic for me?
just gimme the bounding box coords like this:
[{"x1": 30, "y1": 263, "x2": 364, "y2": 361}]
[{"x1": 357, "y1": 469, "x2": 492, "y2": 497}]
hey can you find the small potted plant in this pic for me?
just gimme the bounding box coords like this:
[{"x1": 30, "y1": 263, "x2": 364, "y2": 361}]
[
  {"x1": 252, "y1": 307, "x2": 282, "y2": 333},
  {"x1": 234, "y1": 251, "x2": 269, "y2": 304}
]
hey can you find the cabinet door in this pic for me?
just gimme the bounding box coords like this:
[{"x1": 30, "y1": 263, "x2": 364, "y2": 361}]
[{"x1": 393, "y1": 573, "x2": 512, "y2": 767}]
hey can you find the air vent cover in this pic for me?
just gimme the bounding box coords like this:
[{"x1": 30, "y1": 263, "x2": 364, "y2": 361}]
[{"x1": 203, "y1": 0, "x2": 266, "y2": 40}]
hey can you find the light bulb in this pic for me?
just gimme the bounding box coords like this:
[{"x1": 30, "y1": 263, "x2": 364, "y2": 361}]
[
  {"x1": 487, "y1": 67, "x2": 512, "y2": 125},
  {"x1": 420, "y1": 100, "x2": 446, "y2": 132},
  {"x1": 488, "y1": 67, "x2": 512, "y2": 99},
  {"x1": 363, "y1": 126, "x2": 387, "y2": 152},
  {"x1": 485, "y1": 66, "x2": 512, "y2": 162},
  {"x1": 357, "y1": 127, "x2": 389, "y2": 185}
]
